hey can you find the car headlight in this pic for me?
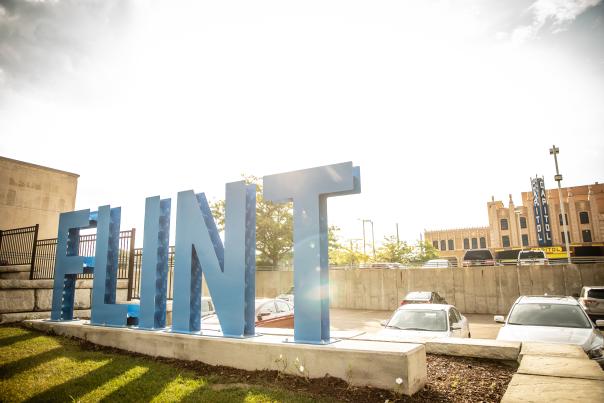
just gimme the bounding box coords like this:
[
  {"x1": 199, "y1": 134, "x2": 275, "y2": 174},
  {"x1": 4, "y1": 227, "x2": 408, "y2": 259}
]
[{"x1": 588, "y1": 346, "x2": 603, "y2": 359}]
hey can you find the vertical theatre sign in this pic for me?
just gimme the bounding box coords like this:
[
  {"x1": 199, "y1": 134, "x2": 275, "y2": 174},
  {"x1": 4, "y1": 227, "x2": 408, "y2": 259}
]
[
  {"x1": 51, "y1": 162, "x2": 361, "y2": 345},
  {"x1": 531, "y1": 176, "x2": 552, "y2": 247}
]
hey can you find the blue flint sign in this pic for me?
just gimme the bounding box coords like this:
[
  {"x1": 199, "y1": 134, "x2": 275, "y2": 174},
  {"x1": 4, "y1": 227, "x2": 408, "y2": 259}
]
[{"x1": 51, "y1": 162, "x2": 361, "y2": 345}]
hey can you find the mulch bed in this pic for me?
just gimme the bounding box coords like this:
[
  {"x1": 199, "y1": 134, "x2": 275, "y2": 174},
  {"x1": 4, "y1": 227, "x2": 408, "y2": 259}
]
[{"x1": 77, "y1": 337, "x2": 517, "y2": 402}]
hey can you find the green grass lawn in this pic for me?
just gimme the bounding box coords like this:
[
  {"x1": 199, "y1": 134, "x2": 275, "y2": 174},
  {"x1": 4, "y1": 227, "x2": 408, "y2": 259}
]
[{"x1": 0, "y1": 326, "x2": 328, "y2": 403}]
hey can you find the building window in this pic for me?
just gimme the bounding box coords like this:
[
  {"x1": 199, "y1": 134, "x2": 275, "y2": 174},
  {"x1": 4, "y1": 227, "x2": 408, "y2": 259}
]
[
  {"x1": 471, "y1": 238, "x2": 478, "y2": 249},
  {"x1": 479, "y1": 237, "x2": 486, "y2": 248},
  {"x1": 561, "y1": 231, "x2": 571, "y2": 243},
  {"x1": 463, "y1": 238, "x2": 470, "y2": 249},
  {"x1": 432, "y1": 241, "x2": 438, "y2": 249},
  {"x1": 579, "y1": 212, "x2": 590, "y2": 224},
  {"x1": 502, "y1": 236, "x2": 510, "y2": 247},
  {"x1": 582, "y1": 230, "x2": 592, "y2": 243},
  {"x1": 440, "y1": 240, "x2": 446, "y2": 251},
  {"x1": 448, "y1": 239, "x2": 454, "y2": 250},
  {"x1": 559, "y1": 213, "x2": 569, "y2": 225},
  {"x1": 500, "y1": 219, "x2": 508, "y2": 230},
  {"x1": 521, "y1": 234, "x2": 529, "y2": 247},
  {"x1": 519, "y1": 216, "x2": 527, "y2": 229}
]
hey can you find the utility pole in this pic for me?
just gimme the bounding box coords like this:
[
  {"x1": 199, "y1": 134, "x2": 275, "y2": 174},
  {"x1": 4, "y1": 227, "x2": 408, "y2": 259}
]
[
  {"x1": 370, "y1": 220, "x2": 375, "y2": 258},
  {"x1": 361, "y1": 220, "x2": 367, "y2": 255},
  {"x1": 549, "y1": 145, "x2": 572, "y2": 264},
  {"x1": 396, "y1": 223, "x2": 400, "y2": 244}
]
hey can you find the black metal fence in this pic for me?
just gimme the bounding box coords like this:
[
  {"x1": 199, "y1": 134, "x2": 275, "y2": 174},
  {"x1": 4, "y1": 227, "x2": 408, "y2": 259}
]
[
  {"x1": 30, "y1": 229, "x2": 136, "y2": 281},
  {"x1": 129, "y1": 246, "x2": 175, "y2": 301},
  {"x1": 0, "y1": 225, "x2": 39, "y2": 274}
]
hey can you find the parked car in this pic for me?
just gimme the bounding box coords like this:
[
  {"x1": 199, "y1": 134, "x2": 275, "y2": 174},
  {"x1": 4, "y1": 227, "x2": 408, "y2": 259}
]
[
  {"x1": 379, "y1": 304, "x2": 470, "y2": 340},
  {"x1": 495, "y1": 295, "x2": 604, "y2": 367},
  {"x1": 277, "y1": 286, "x2": 294, "y2": 304},
  {"x1": 579, "y1": 286, "x2": 604, "y2": 322},
  {"x1": 422, "y1": 259, "x2": 453, "y2": 268},
  {"x1": 401, "y1": 291, "x2": 447, "y2": 305},
  {"x1": 462, "y1": 249, "x2": 496, "y2": 267},
  {"x1": 517, "y1": 250, "x2": 548, "y2": 266},
  {"x1": 204, "y1": 298, "x2": 294, "y2": 328}
]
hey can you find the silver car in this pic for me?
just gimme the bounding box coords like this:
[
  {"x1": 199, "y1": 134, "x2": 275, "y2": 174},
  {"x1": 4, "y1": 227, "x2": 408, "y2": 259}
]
[
  {"x1": 495, "y1": 295, "x2": 604, "y2": 367},
  {"x1": 379, "y1": 303, "x2": 470, "y2": 340},
  {"x1": 517, "y1": 250, "x2": 548, "y2": 266},
  {"x1": 579, "y1": 286, "x2": 604, "y2": 321}
]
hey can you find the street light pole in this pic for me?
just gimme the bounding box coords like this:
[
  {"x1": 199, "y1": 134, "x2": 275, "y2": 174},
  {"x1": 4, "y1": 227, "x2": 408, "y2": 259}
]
[
  {"x1": 361, "y1": 220, "x2": 367, "y2": 255},
  {"x1": 549, "y1": 145, "x2": 572, "y2": 264},
  {"x1": 361, "y1": 219, "x2": 375, "y2": 258},
  {"x1": 370, "y1": 220, "x2": 375, "y2": 258}
]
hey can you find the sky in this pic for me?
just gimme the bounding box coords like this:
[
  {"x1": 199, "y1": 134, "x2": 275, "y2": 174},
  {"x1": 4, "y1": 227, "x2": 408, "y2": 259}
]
[{"x1": 1, "y1": 0, "x2": 603, "y2": 249}]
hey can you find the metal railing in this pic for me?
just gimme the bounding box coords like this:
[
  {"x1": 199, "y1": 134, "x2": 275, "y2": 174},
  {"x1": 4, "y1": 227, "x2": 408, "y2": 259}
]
[
  {"x1": 0, "y1": 225, "x2": 39, "y2": 273},
  {"x1": 30, "y1": 229, "x2": 136, "y2": 280},
  {"x1": 128, "y1": 246, "x2": 175, "y2": 301}
]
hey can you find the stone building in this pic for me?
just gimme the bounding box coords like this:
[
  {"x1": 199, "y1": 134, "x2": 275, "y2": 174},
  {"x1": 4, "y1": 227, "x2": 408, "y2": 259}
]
[
  {"x1": 423, "y1": 227, "x2": 491, "y2": 265},
  {"x1": 0, "y1": 156, "x2": 79, "y2": 239},
  {"x1": 425, "y1": 182, "x2": 604, "y2": 263}
]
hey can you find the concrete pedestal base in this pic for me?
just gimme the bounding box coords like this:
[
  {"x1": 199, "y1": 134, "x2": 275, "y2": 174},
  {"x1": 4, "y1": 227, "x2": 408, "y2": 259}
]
[{"x1": 24, "y1": 320, "x2": 427, "y2": 395}]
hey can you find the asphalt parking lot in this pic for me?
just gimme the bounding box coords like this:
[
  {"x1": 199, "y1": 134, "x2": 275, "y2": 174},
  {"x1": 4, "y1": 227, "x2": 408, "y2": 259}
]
[{"x1": 330, "y1": 308, "x2": 503, "y2": 339}]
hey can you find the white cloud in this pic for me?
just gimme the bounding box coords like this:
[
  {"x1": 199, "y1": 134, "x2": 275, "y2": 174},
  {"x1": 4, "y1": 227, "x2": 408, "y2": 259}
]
[{"x1": 512, "y1": 0, "x2": 601, "y2": 43}]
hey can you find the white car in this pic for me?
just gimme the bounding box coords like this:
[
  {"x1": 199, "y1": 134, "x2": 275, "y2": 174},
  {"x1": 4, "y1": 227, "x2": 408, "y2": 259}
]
[
  {"x1": 517, "y1": 250, "x2": 548, "y2": 266},
  {"x1": 378, "y1": 304, "x2": 470, "y2": 340},
  {"x1": 495, "y1": 296, "x2": 604, "y2": 367},
  {"x1": 421, "y1": 259, "x2": 453, "y2": 268},
  {"x1": 277, "y1": 286, "x2": 294, "y2": 304}
]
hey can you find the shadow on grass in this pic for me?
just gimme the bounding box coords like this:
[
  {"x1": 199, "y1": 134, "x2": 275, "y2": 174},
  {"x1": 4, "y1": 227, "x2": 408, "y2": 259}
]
[
  {"x1": 19, "y1": 354, "x2": 179, "y2": 402},
  {"x1": 179, "y1": 384, "x2": 248, "y2": 403},
  {"x1": 0, "y1": 332, "x2": 41, "y2": 348},
  {"x1": 98, "y1": 368, "x2": 178, "y2": 403},
  {"x1": 24, "y1": 360, "x2": 123, "y2": 403},
  {"x1": 0, "y1": 347, "x2": 62, "y2": 380}
]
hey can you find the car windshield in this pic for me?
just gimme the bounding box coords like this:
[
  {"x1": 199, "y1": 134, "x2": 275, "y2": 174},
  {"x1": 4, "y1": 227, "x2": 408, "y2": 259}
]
[
  {"x1": 405, "y1": 292, "x2": 431, "y2": 300},
  {"x1": 387, "y1": 309, "x2": 447, "y2": 331},
  {"x1": 518, "y1": 251, "x2": 545, "y2": 259},
  {"x1": 507, "y1": 303, "x2": 592, "y2": 328},
  {"x1": 463, "y1": 250, "x2": 493, "y2": 260},
  {"x1": 587, "y1": 289, "x2": 604, "y2": 299}
]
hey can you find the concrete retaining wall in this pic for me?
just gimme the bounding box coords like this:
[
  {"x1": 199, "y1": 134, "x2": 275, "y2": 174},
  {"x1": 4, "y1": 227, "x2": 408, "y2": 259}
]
[
  {"x1": 0, "y1": 275, "x2": 129, "y2": 324},
  {"x1": 259, "y1": 264, "x2": 604, "y2": 314}
]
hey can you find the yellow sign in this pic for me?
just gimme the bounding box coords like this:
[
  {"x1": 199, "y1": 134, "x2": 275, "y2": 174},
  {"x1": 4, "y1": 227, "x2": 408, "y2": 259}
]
[{"x1": 532, "y1": 246, "x2": 568, "y2": 259}]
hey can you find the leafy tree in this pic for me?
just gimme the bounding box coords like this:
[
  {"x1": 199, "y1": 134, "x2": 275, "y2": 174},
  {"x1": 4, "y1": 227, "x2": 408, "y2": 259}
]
[
  {"x1": 211, "y1": 176, "x2": 293, "y2": 268},
  {"x1": 212, "y1": 176, "x2": 348, "y2": 268},
  {"x1": 374, "y1": 235, "x2": 413, "y2": 263},
  {"x1": 407, "y1": 240, "x2": 440, "y2": 264},
  {"x1": 327, "y1": 227, "x2": 371, "y2": 266}
]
